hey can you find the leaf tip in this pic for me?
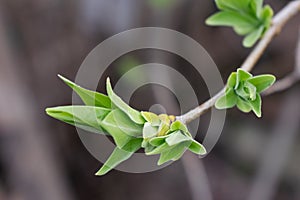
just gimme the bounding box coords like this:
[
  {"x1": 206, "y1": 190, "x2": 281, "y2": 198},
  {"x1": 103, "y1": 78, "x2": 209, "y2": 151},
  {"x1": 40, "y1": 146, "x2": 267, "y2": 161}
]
[
  {"x1": 45, "y1": 107, "x2": 54, "y2": 115},
  {"x1": 106, "y1": 77, "x2": 113, "y2": 95},
  {"x1": 95, "y1": 166, "x2": 110, "y2": 176},
  {"x1": 254, "y1": 110, "x2": 262, "y2": 118},
  {"x1": 57, "y1": 74, "x2": 68, "y2": 82},
  {"x1": 95, "y1": 170, "x2": 104, "y2": 176}
]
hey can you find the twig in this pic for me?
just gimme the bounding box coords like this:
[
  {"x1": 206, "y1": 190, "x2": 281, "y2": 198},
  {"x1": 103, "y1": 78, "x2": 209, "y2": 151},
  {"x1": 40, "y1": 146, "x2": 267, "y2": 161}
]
[
  {"x1": 247, "y1": 89, "x2": 300, "y2": 200},
  {"x1": 264, "y1": 27, "x2": 300, "y2": 95},
  {"x1": 263, "y1": 71, "x2": 300, "y2": 95},
  {"x1": 178, "y1": 1, "x2": 300, "y2": 124},
  {"x1": 182, "y1": 152, "x2": 213, "y2": 200},
  {"x1": 0, "y1": 6, "x2": 74, "y2": 200}
]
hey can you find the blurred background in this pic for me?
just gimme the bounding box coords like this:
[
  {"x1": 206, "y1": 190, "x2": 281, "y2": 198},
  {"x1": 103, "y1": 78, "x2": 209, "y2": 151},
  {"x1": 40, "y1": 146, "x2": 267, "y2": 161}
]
[{"x1": 0, "y1": 0, "x2": 300, "y2": 200}]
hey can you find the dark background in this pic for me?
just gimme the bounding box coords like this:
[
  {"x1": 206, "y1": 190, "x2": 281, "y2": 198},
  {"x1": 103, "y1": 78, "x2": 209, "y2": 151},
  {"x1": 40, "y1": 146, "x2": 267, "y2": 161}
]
[{"x1": 0, "y1": 0, "x2": 300, "y2": 200}]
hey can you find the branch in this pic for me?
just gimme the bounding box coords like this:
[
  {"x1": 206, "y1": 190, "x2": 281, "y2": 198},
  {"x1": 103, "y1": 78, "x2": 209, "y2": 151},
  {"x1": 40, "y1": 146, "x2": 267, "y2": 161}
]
[
  {"x1": 264, "y1": 27, "x2": 300, "y2": 95},
  {"x1": 178, "y1": 1, "x2": 300, "y2": 124}
]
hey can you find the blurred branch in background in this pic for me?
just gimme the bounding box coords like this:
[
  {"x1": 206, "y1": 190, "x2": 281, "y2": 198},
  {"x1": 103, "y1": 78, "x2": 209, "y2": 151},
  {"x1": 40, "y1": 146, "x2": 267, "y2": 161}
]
[
  {"x1": 247, "y1": 23, "x2": 300, "y2": 200},
  {"x1": 247, "y1": 88, "x2": 300, "y2": 200},
  {"x1": 264, "y1": 27, "x2": 300, "y2": 95},
  {"x1": 182, "y1": 152, "x2": 213, "y2": 200},
  {"x1": 0, "y1": 184, "x2": 7, "y2": 200},
  {"x1": 0, "y1": 6, "x2": 74, "y2": 200}
]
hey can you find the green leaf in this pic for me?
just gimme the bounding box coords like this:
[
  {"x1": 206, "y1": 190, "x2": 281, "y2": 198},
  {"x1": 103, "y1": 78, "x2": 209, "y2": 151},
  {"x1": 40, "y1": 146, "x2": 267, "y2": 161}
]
[
  {"x1": 105, "y1": 109, "x2": 142, "y2": 137},
  {"x1": 149, "y1": 135, "x2": 169, "y2": 146},
  {"x1": 143, "y1": 122, "x2": 158, "y2": 138},
  {"x1": 236, "y1": 97, "x2": 252, "y2": 113},
  {"x1": 215, "y1": 88, "x2": 237, "y2": 109},
  {"x1": 100, "y1": 109, "x2": 142, "y2": 148},
  {"x1": 146, "y1": 143, "x2": 169, "y2": 155},
  {"x1": 261, "y1": 5, "x2": 273, "y2": 22},
  {"x1": 170, "y1": 121, "x2": 188, "y2": 132},
  {"x1": 207, "y1": 0, "x2": 274, "y2": 48},
  {"x1": 46, "y1": 106, "x2": 110, "y2": 134},
  {"x1": 234, "y1": 26, "x2": 256, "y2": 36},
  {"x1": 188, "y1": 140, "x2": 207, "y2": 155},
  {"x1": 141, "y1": 111, "x2": 160, "y2": 126},
  {"x1": 95, "y1": 148, "x2": 133, "y2": 176},
  {"x1": 227, "y1": 72, "x2": 237, "y2": 88},
  {"x1": 95, "y1": 138, "x2": 142, "y2": 176},
  {"x1": 106, "y1": 77, "x2": 145, "y2": 124},
  {"x1": 216, "y1": 0, "x2": 251, "y2": 12},
  {"x1": 236, "y1": 69, "x2": 252, "y2": 87},
  {"x1": 249, "y1": 93, "x2": 262, "y2": 117},
  {"x1": 157, "y1": 142, "x2": 189, "y2": 165},
  {"x1": 244, "y1": 81, "x2": 257, "y2": 100},
  {"x1": 122, "y1": 138, "x2": 143, "y2": 152},
  {"x1": 250, "y1": 0, "x2": 263, "y2": 17},
  {"x1": 165, "y1": 131, "x2": 191, "y2": 146},
  {"x1": 58, "y1": 75, "x2": 111, "y2": 108},
  {"x1": 247, "y1": 74, "x2": 276, "y2": 93},
  {"x1": 206, "y1": 11, "x2": 257, "y2": 28},
  {"x1": 143, "y1": 142, "x2": 156, "y2": 153},
  {"x1": 157, "y1": 122, "x2": 170, "y2": 137},
  {"x1": 243, "y1": 25, "x2": 264, "y2": 47}
]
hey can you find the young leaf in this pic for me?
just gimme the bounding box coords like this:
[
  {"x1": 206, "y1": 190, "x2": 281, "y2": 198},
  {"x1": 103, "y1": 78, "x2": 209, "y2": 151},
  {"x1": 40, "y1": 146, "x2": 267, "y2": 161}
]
[
  {"x1": 158, "y1": 114, "x2": 171, "y2": 124},
  {"x1": 109, "y1": 109, "x2": 143, "y2": 137},
  {"x1": 170, "y1": 121, "x2": 188, "y2": 132},
  {"x1": 141, "y1": 111, "x2": 160, "y2": 126},
  {"x1": 146, "y1": 143, "x2": 169, "y2": 155},
  {"x1": 58, "y1": 75, "x2": 111, "y2": 108},
  {"x1": 249, "y1": 93, "x2": 262, "y2": 117},
  {"x1": 247, "y1": 74, "x2": 276, "y2": 92},
  {"x1": 100, "y1": 109, "x2": 142, "y2": 148},
  {"x1": 143, "y1": 141, "x2": 156, "y2": 153},
  {"x1": 227, "y1": 72, "x2": 237, "y2": 88},
  {"x1": 244, "y1": 81, "x2": 257, "y2": 100},
  {"x1": 206, "y1": 11, "x2": 257, "y2": 28},
  {"x1": 216, "y1": 0, "x2": 251, "y2": 12},
  {"x1": 207, "y1": 0, "x2": 273, "y2": 47},
  {"x1": 106, "y1": 78, "x2": 145, "y2": 124},
  {"x1": 157, "y1": 122, "x2": 170, "y2": 136},
  {"x1": 157, "y1": 142, "x2": 189, "y2": 165},
  {"x1": 234, "y1": 26, "x2": 255, "y2": 36},
  {"x1": 261, "y1": 5, "x2": 274, "y2": 22},
  {"x1": 46, "y1": 106, "x2": 110, "y2": 133},
  {"x1": 143, "y1": 122, "x2": 158, "y2": 138},
  {"x1": 165, "y1": 131, "x2": 191, "y2": 146},
  {"x1": 237, "y1": 69, "x2": 252, "y2": 85},
  {"x1": 243, "y1": 25, "x2": 264, "y2": 47},
  {"x1": 215, "y1": 88, "x2": 237, "y2": 109},
  {"x1": 95, "y1": 148, "x2": 133, "y2": 176},
  {"x1": 95, "y1": 138, "x2": 142, "y2": 176},
  {"x1": 188, "y1": 140, "x2": 207, "y2": 155},
  {"x1": 236, "y1": 97, "x2": 252, "y2": 113},
  {"x1": 149, "y1": 135, "x2": 169, "y2": 146},
  {"x1": 250, "y1": 0, "x2": 263, "y2": 17}
]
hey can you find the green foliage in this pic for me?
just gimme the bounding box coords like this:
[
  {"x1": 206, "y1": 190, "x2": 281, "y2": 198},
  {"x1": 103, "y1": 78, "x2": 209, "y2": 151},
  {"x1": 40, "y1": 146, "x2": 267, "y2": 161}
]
[
  {"x1": 142, "y1": 114, "x2": 206, "y2": 165},
  {"x1": 58, "y1": 75, "x2": 111, "y2": 108},
  {"x1": 206, "y1": 0, "x2": 273, "y2": 47},
  {"x1": 46, "y1": 75, "x2": 206, "y2": 176},
  {"x1": 215, "y1": 69, "x2": 276, "y2": 117},
  {"x1": 46, "y1": 106, "x2": 110, "y2": 134}
]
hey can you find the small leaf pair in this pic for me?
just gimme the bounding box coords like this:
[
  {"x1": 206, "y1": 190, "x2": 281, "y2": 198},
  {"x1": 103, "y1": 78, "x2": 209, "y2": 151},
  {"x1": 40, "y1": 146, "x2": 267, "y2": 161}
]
[
  {"x1": 215, "y1": 69, "x2": 276, "y2": 117},
  {"x1": 206, "y1": 0, "x2": 273, "y2": 47}
]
